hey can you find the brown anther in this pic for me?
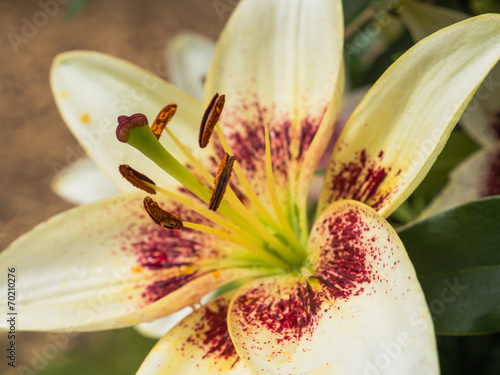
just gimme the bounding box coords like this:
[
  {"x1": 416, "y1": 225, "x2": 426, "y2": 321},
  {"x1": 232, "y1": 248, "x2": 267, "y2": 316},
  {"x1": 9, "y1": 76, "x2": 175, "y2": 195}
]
[
  {"x1": 119, "y1": 164, "x2": 156, "y2": 194},
  {"x1": 143, "y1": 197, "x2": 183, "y2": 230},
  {"x1": 151, "y1": 104, "x2": 177, "y2": 140},
  {"x1": 209, "y1": 153, "x2": 236, "y2": 211},
  {"x1": 199, "y1": 93, "x2": 225, "y2": 148}
]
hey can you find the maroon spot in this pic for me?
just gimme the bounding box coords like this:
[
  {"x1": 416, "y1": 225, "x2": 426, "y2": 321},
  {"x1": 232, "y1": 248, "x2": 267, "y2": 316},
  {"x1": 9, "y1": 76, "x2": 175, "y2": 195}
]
[
  {"x1": 313, "y1": 208, "x2": 372, "y2": 301},
  {"x1": 329, "y1": 149, "x2": 389, "y2": 210},
  {"x1": 185, "y1": 299, "x2": 239, "y2": 363},
  {"x1": 144, "y1": 272, "x2": 199, "y2": 304},
  {"x1": 485, "y1": 149, "x2": 500, "y2": 196},
  {"x1": 220, "y1": 98, "x2": 324, "y2": 192},
  {"x1": 234, "y1": 279, "x2": 322, "y2": 344},
  {"x1": 123, "y1": 203, "x2": 219, "y2": 304}
]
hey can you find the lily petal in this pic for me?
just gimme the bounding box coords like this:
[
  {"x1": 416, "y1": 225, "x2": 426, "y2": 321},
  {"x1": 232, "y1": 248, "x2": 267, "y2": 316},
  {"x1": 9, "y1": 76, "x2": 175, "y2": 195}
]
[
  {"x1": 461, "y1": 63, "x2": 500, "y2": 147},
  {"x1": 205, "y1": 0, "x2": 344, "y2": 211},
  {"x1": 0, "y1": 192, "x2": 260, "y2": 332},
  {"x1": 166, "y1": 31, "x2": 215, "y2": 101},
  {"x1": 418, "y1": 141, "x2": 500, "y2": 221},
  {"x1": 134, "y1": 307, "x2": 192, "y2": 339},
  {"x1": 51, "y1": 157, "x2": 120, "y2": 205},
  {"x1": 400, "y1": 2, "x2": 500, "y2": 147},
  {"x1": 228, "y1": 200, "x2": 437, "y2": 374},
  {"x1": 51, "y1": 51, "x2": 213, "y2": 192},
  {"x1": 318, "y1": 14, "x2": 500, "y2": 217},
  {"x1": 137, "y1": 294, "x2": 252, "y2": 374},
  {"x1": 399, "y1": 2, "x2": 467, "y2": 42}
]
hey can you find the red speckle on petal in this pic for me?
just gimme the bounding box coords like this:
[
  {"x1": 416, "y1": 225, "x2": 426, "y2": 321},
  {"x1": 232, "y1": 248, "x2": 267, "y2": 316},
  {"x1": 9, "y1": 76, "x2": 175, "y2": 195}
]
[
  {"x1": 312, "y1": 208, "x2": 372, "y2": 300},
  {"x1": 120, "y1": 201, "x2": 220, "y2": 305},
  {"x1": 219, "y1": 98, "x2": 325, "y2": 195},
  {"x1": 186, "y1": 298, "x2": 239, "y2": 362},
  {"x1": 233, "y1": 278, "x2": 323, "y2": 344},
  {"x1": 328, "y1": 149, "x2": 389, "y2": 210}
]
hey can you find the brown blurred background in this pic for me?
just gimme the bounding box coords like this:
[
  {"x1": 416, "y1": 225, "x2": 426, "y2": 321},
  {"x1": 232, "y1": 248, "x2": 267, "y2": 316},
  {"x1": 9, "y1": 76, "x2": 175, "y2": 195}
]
[{"x1": 0, "y1": 0, "x2": 232, "y2": 373}]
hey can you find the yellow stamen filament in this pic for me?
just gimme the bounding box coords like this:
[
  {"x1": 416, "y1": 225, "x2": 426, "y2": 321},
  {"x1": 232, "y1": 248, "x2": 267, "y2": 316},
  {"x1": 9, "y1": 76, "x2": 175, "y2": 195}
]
[
  {"x1": 164, "y1": 119, "x2": 287, "y2": 253},
  {"x1": 165, "y1": 127, "x2": 213, "y2": 185},
  {"x1": 151, "y1": 104, "x2": 177, "y2": 139},
  {"x1": 143, "y1": 197, "x2": 183, "y2": 230},
  {"x1": 264, "y1": 125, "x2": 306, "y2": 258},
  {"x1": 183, "y1": 222, "x2": 290, "y2": 270},
  {"x1": 149, "y1": 183, "x2": 258, "y2": 243},
  {"x1": 215, "y1": 125, "x2": 278, "y2": 229}
]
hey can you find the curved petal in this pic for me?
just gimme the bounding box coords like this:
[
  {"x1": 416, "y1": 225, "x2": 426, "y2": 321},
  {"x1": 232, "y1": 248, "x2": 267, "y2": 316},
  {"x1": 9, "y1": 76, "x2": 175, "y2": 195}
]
[
  {"x1": 166, "y1": 31, "x2": 215, "y2": 101},
  {"x1": 318, "y1": 14, "x2": 500, "y2": 218},
  {"x1": 51, "y1": 51, "x2": 217, "y2": 192},
  {"x1": 51, "y1": 157, "x2": 120, "y2": 205},
  {"x1": 228, "y1": 200, "x2": 437, "y2": 374},
  {"x1": 134, "y1": 306, "x2": 192, "y2": 339},
  {"x1": 418, "y1": 142, "x2": 500, "y2": 221},
  {"x1": 399, "y1": 2, "x2": 467, "y2": 43},
  {"x1": 399, "y1": 3, "x2": 500, "y2": 147},
  {"x1": 137, "y1": 294, "x2": 252, "y2": 374},
  {"x1": 0, "y1": 192, "x2": 262, "y2": 332},
  {"x1": 461, "y1": 63, "x2": 500, "y2": 147},
  {"x1": 205, "y1": 0, "x2": 344, "y2": 212}
]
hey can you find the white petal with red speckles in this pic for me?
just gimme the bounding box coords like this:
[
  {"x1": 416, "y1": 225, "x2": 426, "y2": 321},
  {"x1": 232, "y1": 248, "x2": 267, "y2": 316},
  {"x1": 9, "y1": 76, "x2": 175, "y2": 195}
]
[
  {"x1": 51, "y1": 51, "x2": 218, "y2": 192},
  {"x1": 51, "y1": 157, "x2": 120, "y2": 205},
  {"x1": 137, "y1": 294, "x2": 252, "y2": 375},
  {"x1": 318, "y1": 15, "x2": 500, "y2": 218},
  {"x1": 0, "y1": 192, "x2": 262, "y2": 332},
  {"x1": 205, "y1": 0, "x2": 344, "y2": 212},
  {"x1": 418, "y1": 142, "x2": 500, "y2": 221},
  {"x1": 228, "y1": 200, "x2": 437, "y2": 375}
]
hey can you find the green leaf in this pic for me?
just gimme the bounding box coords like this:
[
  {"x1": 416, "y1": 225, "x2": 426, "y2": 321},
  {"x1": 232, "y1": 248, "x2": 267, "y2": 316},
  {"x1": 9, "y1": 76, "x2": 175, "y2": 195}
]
[
  {"x1": 342, "y1": 0, "x2": 371, "y2": 24},
  {"x1": 399, "y1": 197, "x2": 500, "y2": 335}
]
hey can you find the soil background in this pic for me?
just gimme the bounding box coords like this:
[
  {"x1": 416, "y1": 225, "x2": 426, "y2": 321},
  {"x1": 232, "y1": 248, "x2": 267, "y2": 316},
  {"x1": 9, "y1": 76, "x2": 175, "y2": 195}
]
[{"x1": 0, "y1": 0, "x2": 234, "y2": 373}]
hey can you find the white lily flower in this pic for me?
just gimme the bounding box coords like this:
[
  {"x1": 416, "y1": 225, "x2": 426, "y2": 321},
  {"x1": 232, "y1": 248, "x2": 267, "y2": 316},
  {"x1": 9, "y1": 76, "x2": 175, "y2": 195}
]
[{"x1": 2, "y1": 1, "x2": 500, "y2": 373}]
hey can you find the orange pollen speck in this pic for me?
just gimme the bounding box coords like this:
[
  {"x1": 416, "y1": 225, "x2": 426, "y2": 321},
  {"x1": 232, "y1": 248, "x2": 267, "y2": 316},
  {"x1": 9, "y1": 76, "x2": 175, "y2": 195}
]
[
  {"x1": 131, "y1": 266, "x2": 143, "y2": 274},
  {"x1": 119, "y1": 164, "x2": 156, "y2": 194},
  {"x1": 79, "y1": 113, "x2": 90, "y2": 124},
  {"x1": 143, "y1": 197, "x2": 183, "y2": 230},
  {"x1": 151, "y1": 104, "x2": 177, "y2": 139},
  {"x1": 212, "y1": 270, "x2": 221, "y2": 279}
]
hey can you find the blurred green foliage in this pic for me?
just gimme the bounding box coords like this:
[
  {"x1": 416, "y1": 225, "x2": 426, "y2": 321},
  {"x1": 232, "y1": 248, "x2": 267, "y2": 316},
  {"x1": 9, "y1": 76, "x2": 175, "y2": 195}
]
[{"x1": 38, "y1": 328, "x2": 155, "y2": 375}]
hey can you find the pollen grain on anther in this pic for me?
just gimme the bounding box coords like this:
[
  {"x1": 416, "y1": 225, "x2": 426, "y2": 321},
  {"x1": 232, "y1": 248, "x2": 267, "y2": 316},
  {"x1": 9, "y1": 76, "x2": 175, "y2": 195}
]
[
  {"x1": 151, "y1": 104, "x2": 177, "y2": 139},
  {"x1": 119, "y1": 164, "x2": 156, "y2": 194},
  {"x1": 199, "y1": 93, "x2": 225, "y2": 148},
  {"x1": 209, "y1": 153, "x2": 236, "y2": 211},
  {"x1": 143, "y1": 196, "x2": 183, "y2": 230}
]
